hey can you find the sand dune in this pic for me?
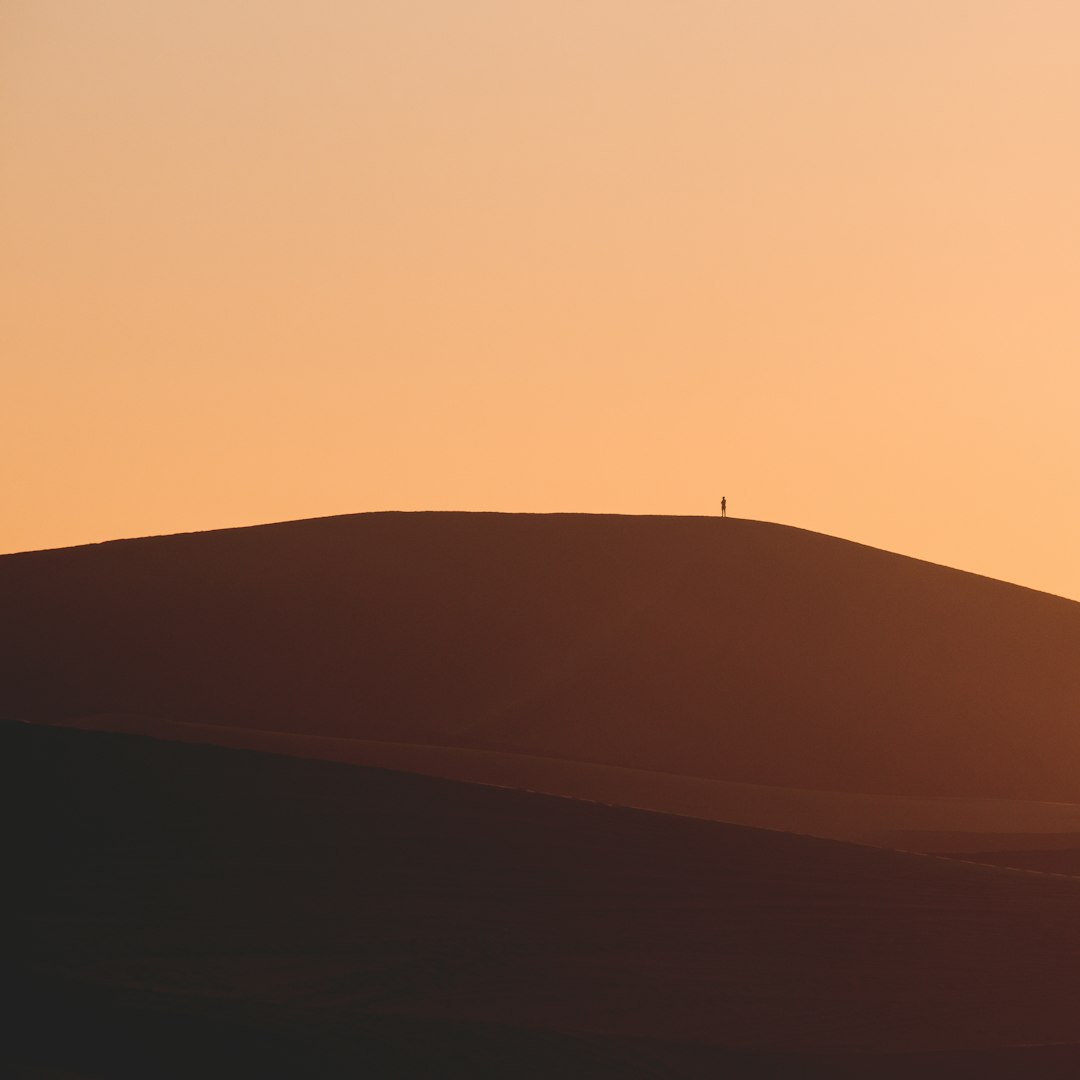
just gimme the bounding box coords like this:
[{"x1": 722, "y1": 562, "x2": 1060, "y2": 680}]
[
  {"x1": 937, "y1": 847, "x2": 1080, "y2": 876},
  {"x1": 12, "y1": 513, "x2": 1080, "y2": 1073},
  {"x1": 14, "y1": 721, "x2": 1080, "y2": 1078},
  {"x1": 3, "y1": 512, "x2": 1080, "y2": 802},
  {"x1": 54, "y1": 713, "x2": 1080, "y2": 848},
  {"x1": 866, "y1": 829, "x2": 1080, "y2": 854}
]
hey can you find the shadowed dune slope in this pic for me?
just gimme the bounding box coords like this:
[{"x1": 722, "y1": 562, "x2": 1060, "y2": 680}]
[
  {"x1": 3, "y1": 511, "x2": 1080, "y2": 799},
  {"x1": 54, "y1": 715, "x2": 1080, "y2": 847},
  {"x1": 13, "y1": 722, "x2": 1080, "y2": 1077},
  {"x1": 939, "y1": 848, "x2": 1080, "y2": 876}
]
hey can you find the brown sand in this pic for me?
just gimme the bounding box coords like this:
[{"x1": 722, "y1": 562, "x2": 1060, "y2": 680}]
[
  {"x1": 937, "y1": 848, "x2": 1080, "y2": 875},
  {"x1": 11, "y1": 513, "x2": 1080, "y2": 1075},
  {"x1": 53, "y1": 713, "x2": 1080, "y2": 848},
  {"x1": 13, "y1": 721, "x2": 1080, "y2": 1078},
  {"x1": 3, "y1": 512, "x2": 1080, "y2": 803}
]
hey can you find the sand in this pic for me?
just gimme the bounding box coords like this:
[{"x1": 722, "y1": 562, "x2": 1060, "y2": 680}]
[
  {"x1": 13, "y1": 721, "x2": 1080, "y2": 1078},
  {"x1": 4, "y1": 512, "x2": 1080, "y2": 801},
  {"x1": 46, "y1": 713, "x2": 1080, "y2": 850},
  {"x1": 10, "y1": 511, "x2": 1080, "y2": 1076}
]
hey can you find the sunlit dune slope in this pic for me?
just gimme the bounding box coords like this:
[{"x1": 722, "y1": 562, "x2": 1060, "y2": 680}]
[
  {"x1": 13, "y1": 721, "x2": 1080, "y2": 1073},
  {"x1": 3, "y1": 511, "x2": 1079, "y2": 799}
]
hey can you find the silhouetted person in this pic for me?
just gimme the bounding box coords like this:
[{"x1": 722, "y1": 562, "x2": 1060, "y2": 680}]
[{"x1": 721, "y1": 496, "x2": 727, "y2": 518}]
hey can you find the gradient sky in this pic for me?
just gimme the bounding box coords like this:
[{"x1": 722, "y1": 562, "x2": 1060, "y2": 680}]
[{"x1": 3, "y1": 2, "x2": 1079, "y2": 598}]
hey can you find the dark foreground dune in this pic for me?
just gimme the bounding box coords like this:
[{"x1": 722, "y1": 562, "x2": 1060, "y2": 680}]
[
  {"x1": 3, "y1": 512, "x2": 1080, "y2": 802},
  {"x1": 13, "y1": 722, "x2": 1080, "y2": 1078}
]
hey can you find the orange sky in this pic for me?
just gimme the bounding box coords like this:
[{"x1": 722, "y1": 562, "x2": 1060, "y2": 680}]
[{"x1": 3, "y1": 2, "x2": 1079, "y2": 598}]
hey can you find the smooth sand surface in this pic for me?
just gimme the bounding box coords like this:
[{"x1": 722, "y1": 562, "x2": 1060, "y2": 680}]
[
  {"x1": 55, "y1": 713, "x2": 1080, "y2": 849},
  {"x1": 11, "y1": 513, "x2": 1080, "y2": 1075},
  {"x1": 937, "y1": 848, "x2": 1080, "y2": 875},
  {"x1": 14, "y1": 722, "x2": 1080, "y2": 1078},
  {"x1": 4, "y1": 512, "x2": 1080, "y2": 801}
]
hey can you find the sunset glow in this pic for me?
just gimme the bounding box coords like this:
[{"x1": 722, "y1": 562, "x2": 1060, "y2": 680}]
[{"x1": 4, "y1": 2, "x2": 1078, "y2": 597}]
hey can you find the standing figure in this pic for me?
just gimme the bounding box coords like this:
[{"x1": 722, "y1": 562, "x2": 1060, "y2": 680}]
[{"x1": 721, "y1": 496, "x2": 727, "y2": 518}]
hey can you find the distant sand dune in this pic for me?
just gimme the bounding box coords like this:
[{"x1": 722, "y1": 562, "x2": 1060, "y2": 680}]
[{"x1": 4, "y1": 512, "x2": 1079, "y2": 802}]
